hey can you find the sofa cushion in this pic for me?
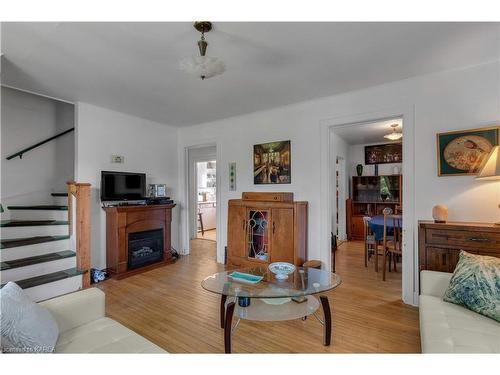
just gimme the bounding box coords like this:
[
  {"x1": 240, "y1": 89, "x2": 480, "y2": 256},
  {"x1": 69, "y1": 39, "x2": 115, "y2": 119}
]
[
  {"x1": 55, "y1": 317, "x2": 166, "y2": 353},
  {"x1": 443, "y1": 251, "x2": 500, "y2": 322},
  {"x1": 419, "y1": 294, "x2": 500, "y2": 353},
  {"x1": 1, "y1": 282, "x2": 59, "y2": 353}
]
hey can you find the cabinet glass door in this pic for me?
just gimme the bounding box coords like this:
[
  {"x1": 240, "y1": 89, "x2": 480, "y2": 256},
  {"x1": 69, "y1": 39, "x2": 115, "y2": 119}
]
[{"x1": 247, "y1": 209, "x2": 270, "y2": 261}]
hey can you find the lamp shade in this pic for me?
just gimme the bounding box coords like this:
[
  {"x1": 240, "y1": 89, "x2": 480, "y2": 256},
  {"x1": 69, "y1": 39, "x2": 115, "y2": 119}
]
[{"x1": 476, "y1": 146, "x2": 500, "y2": 180}]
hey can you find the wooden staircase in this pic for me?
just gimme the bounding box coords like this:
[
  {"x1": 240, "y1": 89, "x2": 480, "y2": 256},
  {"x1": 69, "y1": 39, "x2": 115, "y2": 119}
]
[{"x1": 0, "y1": 183, "x2": 91, "y2": 301}]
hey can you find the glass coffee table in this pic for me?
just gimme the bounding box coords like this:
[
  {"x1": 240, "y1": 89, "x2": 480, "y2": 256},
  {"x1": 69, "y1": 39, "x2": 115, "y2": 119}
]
[{"x1": 201, "y1": 266, "x2": 342, "y2": 353}]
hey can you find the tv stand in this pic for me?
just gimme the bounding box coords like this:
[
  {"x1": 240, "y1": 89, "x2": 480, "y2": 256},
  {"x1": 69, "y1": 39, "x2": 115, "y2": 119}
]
[{"x1": 103, "y1": 203, "x2": 176, "y2": 278}]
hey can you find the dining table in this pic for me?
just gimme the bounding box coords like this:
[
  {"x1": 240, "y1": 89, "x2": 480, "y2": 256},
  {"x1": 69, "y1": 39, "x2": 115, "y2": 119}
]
[{"x1": 368, "y1": 214, "x2": 403, "y2": 241}]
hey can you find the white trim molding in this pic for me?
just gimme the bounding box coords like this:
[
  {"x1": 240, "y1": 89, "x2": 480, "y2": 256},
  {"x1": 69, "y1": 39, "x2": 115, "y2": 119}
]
[{"x1": 319, "y1": 105, "x2": 418, "y2": 306}]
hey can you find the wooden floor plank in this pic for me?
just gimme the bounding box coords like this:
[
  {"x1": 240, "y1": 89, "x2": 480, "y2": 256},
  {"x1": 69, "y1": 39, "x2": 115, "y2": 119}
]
[{"x1": 97, "y1": 239, "x2": 420, "y2": 353}]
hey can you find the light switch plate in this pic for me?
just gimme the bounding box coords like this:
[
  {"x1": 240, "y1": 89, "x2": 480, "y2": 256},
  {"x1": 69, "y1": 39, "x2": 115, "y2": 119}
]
[{"x1": 111, "y1": 155, "x2": 124, "y2": 163}]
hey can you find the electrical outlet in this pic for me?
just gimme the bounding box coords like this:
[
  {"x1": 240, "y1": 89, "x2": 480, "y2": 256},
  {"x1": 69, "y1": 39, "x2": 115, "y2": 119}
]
[{"x1": 111, "y1": 155, "x2": 124, "y2": 163}]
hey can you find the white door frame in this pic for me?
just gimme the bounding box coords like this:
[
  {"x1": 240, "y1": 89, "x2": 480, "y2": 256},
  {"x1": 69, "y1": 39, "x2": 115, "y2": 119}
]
[
  {"x1": 334, "y1": 156, "x2": 348, "y2": 241},
  {"x1": 181, "y1": 142, "x2": 223, "y2": 262},
  {"x1": 319, "y1": 105, "x2": 417, "y2": 306}
]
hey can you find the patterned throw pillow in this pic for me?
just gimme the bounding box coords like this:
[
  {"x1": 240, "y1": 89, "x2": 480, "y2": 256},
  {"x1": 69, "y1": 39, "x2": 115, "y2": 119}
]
[
  {"x1": 0, "y1": 282, "x2": 59, "y2": 353},
  {"x1": 443, "y1": 251, "x2": 500, "y2": 322}
]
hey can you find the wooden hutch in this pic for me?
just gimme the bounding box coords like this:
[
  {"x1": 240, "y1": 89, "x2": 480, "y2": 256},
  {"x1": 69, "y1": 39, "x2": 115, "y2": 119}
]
[
  {"x1": 227, "y1": 192, "x2": 308, "y2": 268},
  {"x1": 347, "y1": 175, "x2": 402, "y2": 240}
]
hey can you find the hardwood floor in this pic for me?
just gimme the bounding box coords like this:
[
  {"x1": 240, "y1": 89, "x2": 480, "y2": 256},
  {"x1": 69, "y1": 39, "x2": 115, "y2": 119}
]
[
  {"x1": 197, "y1": 228, "x2": 216, "y2": 241},
  {"x1": 97, "y1": 239, "x2": 420, "y2": 353}
]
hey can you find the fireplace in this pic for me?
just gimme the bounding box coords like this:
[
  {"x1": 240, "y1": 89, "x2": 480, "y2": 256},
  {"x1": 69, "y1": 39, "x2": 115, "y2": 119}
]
[{"x1": 128, "y1": 229, "x2": 164, "y2": 270}]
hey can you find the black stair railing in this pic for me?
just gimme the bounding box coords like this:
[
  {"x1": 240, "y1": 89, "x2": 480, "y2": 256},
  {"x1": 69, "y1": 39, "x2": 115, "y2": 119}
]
[{"x1": 6, "y1": 127, "x2": 74, "y2": 160}]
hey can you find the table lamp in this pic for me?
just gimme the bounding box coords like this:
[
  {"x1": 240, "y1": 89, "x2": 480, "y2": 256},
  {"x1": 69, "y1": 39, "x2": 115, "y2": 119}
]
[{"x1": 476, "y1": 145, "x2": 500, "y2": 225}]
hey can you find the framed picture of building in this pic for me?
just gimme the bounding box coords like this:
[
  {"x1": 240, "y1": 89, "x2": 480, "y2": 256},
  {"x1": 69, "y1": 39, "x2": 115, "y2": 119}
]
[
  {"x1": 437, "y1": 126, "x2": 499, "y2": 176},
  {"x1": 253, "y1": 140, "x2": 291, "y2": 184}
]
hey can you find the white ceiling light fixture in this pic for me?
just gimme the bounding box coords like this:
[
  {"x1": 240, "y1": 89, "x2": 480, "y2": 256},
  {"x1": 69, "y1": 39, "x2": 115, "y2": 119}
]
[
  {"x1": 384, "y1": 123, "x2": 403, "y2": 141},
  {"x1": 180, "y1": 21, "x2": 225, "y2": 80}
]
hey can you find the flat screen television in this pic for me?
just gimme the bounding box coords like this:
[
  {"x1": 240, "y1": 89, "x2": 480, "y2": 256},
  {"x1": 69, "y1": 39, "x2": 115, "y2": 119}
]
[{"x1": 101, "y1": 171, "x2": 146, "y2": 201}]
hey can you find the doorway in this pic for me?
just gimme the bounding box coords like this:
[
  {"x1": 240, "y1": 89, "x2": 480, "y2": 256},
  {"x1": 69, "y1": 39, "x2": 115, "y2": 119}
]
[
  {"x1": 330, "y1": 117, "x2": 406, "y2": 298},
  {"x1": 195, "y1": 160, "x2": 217, "y2": 241},
  {"x1": 187, "y1": 145, "x2": 217, "y2": 247}
]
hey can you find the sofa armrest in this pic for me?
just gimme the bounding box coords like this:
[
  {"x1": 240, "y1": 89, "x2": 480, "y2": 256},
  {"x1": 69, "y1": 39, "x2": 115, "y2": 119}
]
[
  {"x1": 420, "y1": 270, "x2": 453, "y2": 298},
  {"x1": 39, "y1": 288, "x2": 105, "y2": 333}
]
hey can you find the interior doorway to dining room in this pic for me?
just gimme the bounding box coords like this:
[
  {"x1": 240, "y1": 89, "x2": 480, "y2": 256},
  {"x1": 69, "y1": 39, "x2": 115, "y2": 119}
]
[{"x1": 330, "y1": 117, "x2": 405, "y2": 294}]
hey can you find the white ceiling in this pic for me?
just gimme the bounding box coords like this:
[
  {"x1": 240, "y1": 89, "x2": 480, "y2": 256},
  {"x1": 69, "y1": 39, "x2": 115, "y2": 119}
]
[
  {"x1": 334, "y1": 118, "x2": 403, "y2": 145},
  {"x1": 1, "y1": 22, "x2": 499, "y2": 126}
]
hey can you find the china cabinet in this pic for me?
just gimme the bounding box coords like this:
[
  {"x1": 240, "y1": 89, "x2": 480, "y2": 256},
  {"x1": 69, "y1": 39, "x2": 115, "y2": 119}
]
[{"x1": 227, "y1": 192, "x2": 307, "y2": 268}]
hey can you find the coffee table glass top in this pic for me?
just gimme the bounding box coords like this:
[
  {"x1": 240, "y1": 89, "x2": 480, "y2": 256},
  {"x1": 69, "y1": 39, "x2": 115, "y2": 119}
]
[{"x1": 201, "y1": 266, "x2": 342, "y2": 298}]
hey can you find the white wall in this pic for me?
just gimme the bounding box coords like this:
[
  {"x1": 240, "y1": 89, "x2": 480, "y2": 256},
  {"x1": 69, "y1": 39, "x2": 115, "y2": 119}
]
[
  {"x1": 75, "y1": 102, "x2": 179, "y2": 269},
  {"x1": 1, "y1": 87, "x2": 74, "y2": 214},
  {"x1": 177, "y1": 61, "x2": 500, "y2": 272}
]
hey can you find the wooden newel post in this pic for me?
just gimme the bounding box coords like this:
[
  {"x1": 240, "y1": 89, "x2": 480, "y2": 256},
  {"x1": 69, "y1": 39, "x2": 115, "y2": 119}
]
[{"x1": 68, "y1": 182, "x2": 92, "y2": 288}]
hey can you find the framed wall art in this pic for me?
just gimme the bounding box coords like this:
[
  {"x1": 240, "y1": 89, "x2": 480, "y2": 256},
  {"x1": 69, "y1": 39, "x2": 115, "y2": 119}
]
[
  {"x1": 365, "y1": 143, "x2": 403, "y2": 165},
  {"x1": 437, "y1": 126, "x2": 499, "y2": 176},
  {"x1": 253, "y1": 140, "x2": 291, "y2": 184}
]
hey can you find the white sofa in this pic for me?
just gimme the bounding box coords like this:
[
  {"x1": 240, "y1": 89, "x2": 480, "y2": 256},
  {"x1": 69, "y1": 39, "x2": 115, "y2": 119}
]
[
  {"x1": 39, "y1": 288, "x2": 166, "y2": 353},
  {"x1": 419, "y1": 270, "x2": 500, "y2": 353}
]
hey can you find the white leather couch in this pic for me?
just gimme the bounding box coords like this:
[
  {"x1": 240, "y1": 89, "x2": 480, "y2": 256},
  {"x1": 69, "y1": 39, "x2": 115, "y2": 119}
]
[
  {"x1": 419, "y1": 270, "x2": 500, "y2": 353},
  {"x1": 39, "y1": 288, "x2": 166, "y2": 353}
]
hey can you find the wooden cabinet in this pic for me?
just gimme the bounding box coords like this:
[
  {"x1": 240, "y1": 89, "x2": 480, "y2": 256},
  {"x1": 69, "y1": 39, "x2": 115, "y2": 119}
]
[
  {"x1": 347, "y1": 175, "x2": 402, "y2": 240},
  {"x1": 418, "y1": 221, "x2": 500, "y2": 273},
  {"x1": 227, "y1": 192, "x2": 307, "y2": 268}
]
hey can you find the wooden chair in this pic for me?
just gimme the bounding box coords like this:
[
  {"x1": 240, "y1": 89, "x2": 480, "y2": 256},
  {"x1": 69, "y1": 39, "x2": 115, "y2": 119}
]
[
  {"x1": 382, "y1": 212, "x2": 402, "y2": 281},
  {"x1": 363, "y1": 216, "x2": 378, "y2": 268}
]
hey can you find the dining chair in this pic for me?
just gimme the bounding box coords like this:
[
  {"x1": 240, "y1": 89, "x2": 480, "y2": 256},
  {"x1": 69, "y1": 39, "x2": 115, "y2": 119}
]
[
  {"x1": 382, "y1": 212, "x2": 402, "y2": 281},
  {"x1": 362, "y1": 216, "x2": 380, "y2": 270}
]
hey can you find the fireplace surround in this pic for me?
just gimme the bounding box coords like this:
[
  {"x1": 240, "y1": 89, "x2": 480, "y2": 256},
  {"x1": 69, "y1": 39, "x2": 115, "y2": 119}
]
[{"x1": 104, "y1": 203, "x2": 176, "y2": 278}]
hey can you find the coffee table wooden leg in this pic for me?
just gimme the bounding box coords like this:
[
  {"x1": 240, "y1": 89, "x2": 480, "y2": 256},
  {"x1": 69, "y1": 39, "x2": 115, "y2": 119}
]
[
  {"x1": 320, "y1": 295, "x2": 332, "y2": 346},
  {"x1": 220, "y1": 294, "x2": 227, "y2": 328},
  {"x1": 224, "y1": 301, "x2": 235, "y2": 353}
]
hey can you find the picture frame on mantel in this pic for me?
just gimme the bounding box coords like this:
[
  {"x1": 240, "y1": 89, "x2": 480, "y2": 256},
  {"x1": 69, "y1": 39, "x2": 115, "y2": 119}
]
[
  {"x1": 253, "y1": 140, "x2": 291, "y2": 184},
  {"x1": 436, "y1": 126, "x2": 499, "y2": 176}
]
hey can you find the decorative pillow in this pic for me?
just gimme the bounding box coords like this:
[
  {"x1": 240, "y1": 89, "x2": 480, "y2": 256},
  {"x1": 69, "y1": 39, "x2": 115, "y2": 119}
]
[
  {"x1": 0, "y1": 282, "x2": 59, "y2": 353},
  {"x1": 443, "y1": 251, "x2": 500, "y2": 322}
]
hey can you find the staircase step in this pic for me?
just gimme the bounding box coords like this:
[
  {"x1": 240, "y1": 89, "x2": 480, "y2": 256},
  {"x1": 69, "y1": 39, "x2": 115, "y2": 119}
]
[
  {"x1": 51, "y1": 193, "x2": 68, "y2": 197},
  {"x1": 1, "y1": 235, "x2": 70, "y2": 249},
  {"x1": 0, "y1": 220, "x2": 69, "y2": 227},
  {"x1": 1, "y1": 236, "x2": 71, "y2": 262},
  {"x1": 1, "y1": 250, "x2": 75, "y2": 271},
  {"x1": 1, "y1": 221, "x2": 69, "y2": 240},
  {"x1": 1, "y1": 268, "x2": 85, "y2": 302},
  {"x1": 7, "y1": 205, "x2": 68, "y2": 210}
]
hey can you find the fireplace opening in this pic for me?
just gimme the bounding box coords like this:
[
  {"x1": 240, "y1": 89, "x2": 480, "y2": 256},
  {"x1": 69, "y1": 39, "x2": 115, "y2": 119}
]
[{"x1": 128, "y1": 229, "x2": 164, "y2": 270}]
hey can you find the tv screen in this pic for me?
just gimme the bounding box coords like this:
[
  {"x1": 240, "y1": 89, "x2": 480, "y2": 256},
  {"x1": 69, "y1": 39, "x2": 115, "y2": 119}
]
[{"x1": 101, "y1": 171, "x2": 146, "y2": 201}]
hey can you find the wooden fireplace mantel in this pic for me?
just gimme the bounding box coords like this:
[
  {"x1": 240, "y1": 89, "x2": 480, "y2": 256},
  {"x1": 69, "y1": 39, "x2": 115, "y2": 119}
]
[{"x1": 103, "y1": 203, "x2": 176, "y2": 279}]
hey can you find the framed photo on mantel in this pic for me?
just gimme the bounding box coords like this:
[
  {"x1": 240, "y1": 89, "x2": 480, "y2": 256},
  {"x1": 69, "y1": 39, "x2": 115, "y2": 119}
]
[
  {"x1": 253, "y1": 140, "x2": 291, "y2": 184},
  {"x1": 437, "y1": 126, "x2": 499, "y2": 176}
]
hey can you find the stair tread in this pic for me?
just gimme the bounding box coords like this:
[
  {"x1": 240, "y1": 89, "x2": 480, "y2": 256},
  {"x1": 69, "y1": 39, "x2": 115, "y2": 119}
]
[
  {"x1": 51, "y1": 193, "x2": 68, "y2": 197},
  {"x1": 0, "y1": 220, "x2": 69, "y2": 227},
  {"x1": 1, "y1": 250, "x2": 75, "y2": 270},
  {"x1": 7, "y1": 205, "x2": 68, "y2": 210},
  {"x1": 1, "y1": 268, "x2": 85, "y2": 290},
  {"x1": 0, "y1": 235, "x2": 70, "y2": 249}
]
